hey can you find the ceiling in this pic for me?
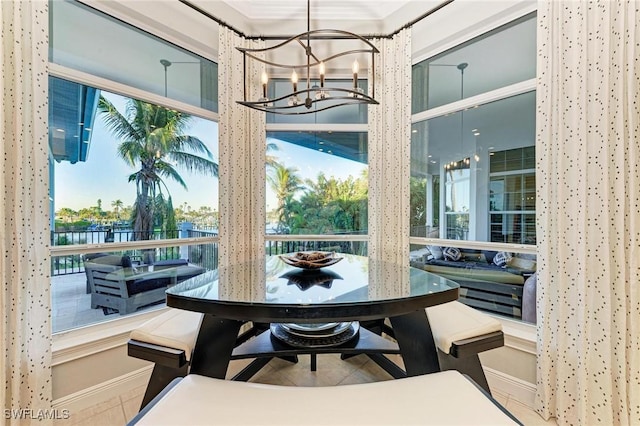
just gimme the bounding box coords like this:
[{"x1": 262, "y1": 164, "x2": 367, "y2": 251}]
[
  {"x1": 220, "y1": 0, "x2": 413, "y2": 21},
  {"x1": 190, "y1": 0, "x2": 446, "y2": 36}
]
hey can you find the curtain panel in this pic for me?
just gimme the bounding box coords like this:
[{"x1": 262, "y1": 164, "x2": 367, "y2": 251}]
[
  {"x1": 0, "y1": 1, "x2": 53, "y2": 424},
  {"x1": 217, "y1": 26, "x2": 266, "y2": 298},
  {"x1": 536, "y1": 1, "x2": 640, "y2": 424},
  {"x1": 367, "y1": 29, "x2": 412, "y2": 268}
]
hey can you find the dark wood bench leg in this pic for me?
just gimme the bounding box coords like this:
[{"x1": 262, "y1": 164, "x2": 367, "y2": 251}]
[
  {"x1": 141, "y1": 363, "x2": 188, "y2": 409},
  {"x1": 437, "y1": 350, "x2": 491, "y2": 395},
  {"x1": 310, "y1": 354, "x2": 317, "y2": 371}
]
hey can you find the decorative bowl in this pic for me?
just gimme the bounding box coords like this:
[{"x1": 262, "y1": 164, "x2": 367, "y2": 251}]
[{"x1": 278, "y1": 251, "x2": 343, "y2": 270}]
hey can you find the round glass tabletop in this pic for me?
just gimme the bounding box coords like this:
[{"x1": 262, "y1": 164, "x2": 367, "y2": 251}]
[{"x1": 166, "y1": 254, "x2": 459, "y2": 323}]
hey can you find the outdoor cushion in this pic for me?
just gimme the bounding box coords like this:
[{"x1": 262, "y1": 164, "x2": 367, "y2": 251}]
[
  {"x1": 130, "y1": 309, "x2": 203, "y2": 361},
  {"x1": 426, "y1": 301, "x2": 502, "y2": 354},
  {"x1": 127, "y1": 275, "x2": 174, "y2": 295},
  {"x1": 153, "y1": 259, "x2": 188, "y2": 269}
]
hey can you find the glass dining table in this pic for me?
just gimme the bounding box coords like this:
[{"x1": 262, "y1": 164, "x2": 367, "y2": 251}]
[{"x1": 166, "y1": 253, "x2": 459, "y2": 380}]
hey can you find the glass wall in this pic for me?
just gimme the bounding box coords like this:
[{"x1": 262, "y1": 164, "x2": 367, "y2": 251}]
[
  {"x1": 49, "y1": 1, "x2": 219, "y2": 332},
  {"x1": 50, "y1": 0, "x2": 218, "y2": 112},
  {"x1": 412, "y1": 13, "x2": 536, "y2": 113},
  {"x1": 410, "y1": 91, "x2": 536, "y2": 243},
  {"x1": 265, "y1": 131, "x2": 368, "y2": 255},
  {"x1": 49, "y1": 77, "x2": 219, "y2": 332},
  {"x1": 410, "y1": 13, "x2": 537, "y2": 323}
]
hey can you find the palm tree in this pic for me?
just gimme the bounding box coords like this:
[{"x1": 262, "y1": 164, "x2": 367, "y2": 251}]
[
  {"x1": 111, "y1": 199, "x2": 124, "y2": 220},
  {"x1": 98, "y1": 96, "x2": 218, "y2": 241},
  {"x1": 267, "y1": 163, "x2": 304, "y2": 233}
]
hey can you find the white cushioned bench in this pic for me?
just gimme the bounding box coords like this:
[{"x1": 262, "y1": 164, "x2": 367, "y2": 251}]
[
  {"x1": 129, "y1": 309, "x2": 268, "y2": 408},
  {"x1": 127, "y1": 371, "x2": 522, "y2": 425},
  {"x1": 128, "y1": 309, "x2": 204, "y2": 408},
  {"x1": 426, "y1": 301, "x2": 504, "y2": 393}
]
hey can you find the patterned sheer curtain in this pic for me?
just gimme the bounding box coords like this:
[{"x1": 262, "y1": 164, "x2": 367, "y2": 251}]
[
  {"x1": 217, "y1": 26, "x2": 266, "y2": 297},
  {"x1": 1, "y1": 1, "x2": 53, "y2": 424},
  {"x1": 536, "y1": 1, "x2": 640, "y2": 424},
  {"x1": 367, "y1": 29, "x2": 412, "y2": 266}
]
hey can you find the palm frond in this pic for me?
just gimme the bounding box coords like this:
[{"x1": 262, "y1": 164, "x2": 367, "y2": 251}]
[
  {"x1": 167, "y1": 151, "x2": 219, "y2": 177},
  {"x1": 98, "y1": 97, "x2": 142, "y2": 142},
  {"x1": 155, "y1": 161, "x2": 188, "y2": 189},
  {"x1": 173, "y1": 135, "x2": 213, "y2": 158}
]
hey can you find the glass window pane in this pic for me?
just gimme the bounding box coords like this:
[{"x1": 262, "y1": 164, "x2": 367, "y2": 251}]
[
  {"x1": 265, "y1": 132, "x2": 368, "y2": 236},
  {"x1": 50, "y1": 0, "x2": 217, "y2": 112},
  {"x1": 50, "y1": 76, "x2": 219, "y2": 331},
  {"x1": 410, "y1": 91, "x2": 536, "y2": 244},
  {"x1": 51, "y1": 77, "x2": 219, "y2": 228},
  {"x1": 412, "y1": 13, "x2": 536, "y2": 113}
]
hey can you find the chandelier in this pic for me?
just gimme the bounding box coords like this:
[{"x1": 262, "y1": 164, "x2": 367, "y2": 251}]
[{"x1": 236, "y1": 0, "x2": 379, "y2": 115}]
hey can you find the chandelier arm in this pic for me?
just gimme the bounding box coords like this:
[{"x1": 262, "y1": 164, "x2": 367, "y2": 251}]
[
  {"x1": 242, "y1": 87, "x2": 377, "y2": 107},
  {"x1": 241, "y1": 48, "x2": 376, "y2": 70},
  {"x1": 236, "y1": 29, "x2": 380, "y2": 54},
  {"x1": 237, "y1": 97, "x2": 377, "y2": 115}
]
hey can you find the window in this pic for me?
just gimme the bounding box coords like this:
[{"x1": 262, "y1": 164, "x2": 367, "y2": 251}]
[
  {"x1": 49, "y1": 83, "x2": 218, "y2": 333},
  {"x1": 50, "y1": 0, "x2": 217, "y2": 112},
  {"x1": 409, "y1": 13, "x2": 537, "y2": 323},
  {"x1": 489, "y1": 147, "x2": 536, "y2": 244},
  {"x1": 444, "y1": 161, "x2": 470, "y2": 240},
  {"x1": 49, "y1": 0, "x2": 219, "y2": 333},
  {"x1": 410, "y1": 91, "x2": 536, "y2": 243},
  {"x1": 265, "y1": 131, "x2": 368, "y2": 255},
  {"x1": 412, "y1": 13, "x2": 536, "y2": 113}
]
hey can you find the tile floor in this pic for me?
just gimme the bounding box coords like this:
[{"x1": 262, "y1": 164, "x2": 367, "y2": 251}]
[
  {"x1": 51, "y1": 273, "x2": 164, "y2": 332},
  {"x1": 58, "y1": 354, "x2": 557, "y2": 426}
]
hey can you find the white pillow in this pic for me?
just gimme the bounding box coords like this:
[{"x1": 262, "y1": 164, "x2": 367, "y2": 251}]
[
  {"x1": 442, "y1": 247, "x2": 462, "y2": 261},
  {"x1": 428, "y1": 246, "x2": 444, "y2": 260},
  {"x1": 493, "y1": 251, "x2": 512, "y2": 267}
]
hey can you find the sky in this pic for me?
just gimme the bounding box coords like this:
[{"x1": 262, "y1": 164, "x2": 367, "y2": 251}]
[{"x1": 53, "y1": 91, "x2": 367, "y2": 213}]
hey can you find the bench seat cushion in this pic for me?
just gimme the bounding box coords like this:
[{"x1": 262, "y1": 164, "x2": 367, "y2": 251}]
[
  {"x1": 426, "y1": 301, "x2": 502, "y2": 354},
  {"x1": 130, "y1": 310, "x2": 203, "y2": 361},
  {"x1": 130, "y1": 371, "x2": 520, "y2": 425}
]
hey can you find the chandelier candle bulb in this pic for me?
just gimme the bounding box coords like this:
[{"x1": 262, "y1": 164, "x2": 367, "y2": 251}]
[
  {"x1": 261, "y1": 71, "x2": 268, "y2": 98},
  {"x1": 291, "y1": 70, "x2": 298, "y2": 93},
  {"x1": 319, "y1": 62, "x2": 325, "y2": 87},
  {"x1": 352, "y1": 60, "x2": 359, "y2": 88}
]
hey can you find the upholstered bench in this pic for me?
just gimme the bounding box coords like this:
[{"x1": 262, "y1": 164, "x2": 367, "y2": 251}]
[
  {"x1": 128, "y1": 309, "x2": 203, "y2": 408},
  {"x1": 129, "y1": 309, "x2": 264, "y2": 408},
  {"x1": 426, "y1": 301, "x2": 504, "y2": 394},
  {"x1": 127, "y1": 371, "x2": 522, "y2": 425}
]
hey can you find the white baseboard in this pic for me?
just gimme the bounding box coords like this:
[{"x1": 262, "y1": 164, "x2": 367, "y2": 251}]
[
  {"x1": 52, "y1": 366, "x2": 153, "y2": 414},
  {"x1": 485, "y1": 366, "x2": 536, "y2": 407}
]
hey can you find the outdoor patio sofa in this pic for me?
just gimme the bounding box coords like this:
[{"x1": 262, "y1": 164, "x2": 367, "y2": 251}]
[
  {"x1": 410, "y1": 247, "x2": 536, "y2": 319},
  {"x1": 83, "y1": 254, "x2": 205, "y2": 315}
]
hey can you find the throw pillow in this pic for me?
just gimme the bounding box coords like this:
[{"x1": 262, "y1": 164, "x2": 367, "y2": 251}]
[
  {"x1": 121, "y1": 255, "x2": 133, "y2": 268},
  {"x1": 482, "y1": 250, "x2": 498, "y2": 264},
  {"x1": 442, "y1": 247, "x2": 462, "y2": 261},
  {"x1": 493, "y1": 251, "x2": 512, "y2": 267},
  {"x1": 427, "y1": 246, "x2": 444, "y2": 260}
]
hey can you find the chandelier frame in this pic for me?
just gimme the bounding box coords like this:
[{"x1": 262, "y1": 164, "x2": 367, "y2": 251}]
[{"x1": 236, "y1": 1, "x2": 379, "y2": 115}]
